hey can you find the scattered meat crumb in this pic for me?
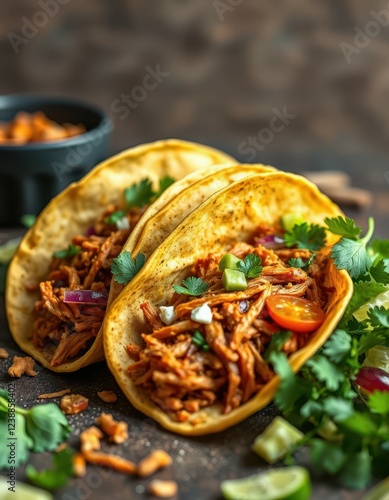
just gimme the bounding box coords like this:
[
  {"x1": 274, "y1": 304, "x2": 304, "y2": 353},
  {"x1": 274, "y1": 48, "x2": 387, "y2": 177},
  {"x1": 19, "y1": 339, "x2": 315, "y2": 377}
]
[
  {"x1": 0, "y1": 348, "x2": 9, "y2": 359},
  {"x1": 97, "y1": 390, "x2": 118, "y2": 403},
  {"x1": 80, "y1": 426, "x2": 103, "y2": 453},
  {"x1": 83, "y1": 450, "x2": 137, "y2": 474},
  {"x1": 73, "y1": 453, "x2": 86, "y2": 477},
  {"x1": 60, "y1": 394, "x2": 89, "y2": 415},
  {"x1": 149, "y1": 480, "x2": 178, "y2": 498},
  {"x1": 38, "y1": 388, "x2": 71, "y2": 399},
  {"x1": 137, "y1": 450, "x2": 173, "y2": 477},
  {"x1": 8, "y1": 356, "x2": 37, "y2": 377},
  {"x1": 95, "y1": 412, "x2": 128, "y2": 444}
]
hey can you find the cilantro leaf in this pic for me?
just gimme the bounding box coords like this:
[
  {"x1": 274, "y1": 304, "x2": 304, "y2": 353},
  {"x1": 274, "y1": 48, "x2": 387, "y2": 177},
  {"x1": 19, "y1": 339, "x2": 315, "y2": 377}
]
[
  {"x1": 340, "y1": 412, "x2": 378, "y2": 437},
  {"x1": 339, "y1": 449, "x2": 372, "y2": 489},
  {"x1": 236, "y1": 253, "x2": 262, "y2": 278},
  {"x1": 173, "y1": 276, "x2": 208, "y2": 296},
  {"x1": 325, "y1": 216, "x2": 362, "y2": 239},
  {"x1": 322, "y1": 397, "x2": 354, "y2": 422},
  {"x1": 370, "y1": 259, "x2": 389, "y2": 284},
  {"x1": 284, "y1": 223, "x2": 326, "y2": 251},
  {"x1": 288, "y1": 254, "x2": 315, "y2": 269},
  {"x1": 21, "y1": 214, "x2": 36, "y2": 228},
  {"x1": 340, "y1": 281, "x2": 387, "y2": 326},
  {"x1": 310, "y1": 439, "x2": 345, "y2": 475},
  {"x1": 263, "y1": 330, "x2": 292, "y2": 361},
  {"x1": 367, "y1": 391, "x2": 389, "y2": 416},
  {"x1": 53, "y1": 244, "x2": 81, "y2": 259},
  {"x1": 124, "y1": 178, "x2": 154, "y2": 208},
  {"x1": 330, "y1": 217, "x2": 375, "y2": 279},
  {"x1": 104, "y1": 210, "x2": 127, "y2": 225},
  {"x1": 26, "y1": 448, "x2": 75, "y2": 491},
  {"x1": 192, "y1": 330, "x2": 210, "y2": 351},
  {"x1": 358, "y1": 331, "x2": 387, "y2": 355},
  {"x1": 111, "y1": 251, "x2": 145, "y2": 285},
  {"x1": 322, "y1": 329, "x2": 351, "y2": 363},
  {"x1": 368, "y1": 306, "x2": 389, "y2": 329},
  {"x1": 154, "y1": 175, "x2": 175, "y2": 198},
  {"x1": 306, "y1": 356, "x2": 345, "y2": 391},
  {"x1": 25, "y1": 403, "x2": 71, "y2": 453},
  {"x1": 370, "y1": 239, "x2": 389, "y2": 259},
  {"x1": 0, "y1": 412, "x2": 32, "y2": 468}
]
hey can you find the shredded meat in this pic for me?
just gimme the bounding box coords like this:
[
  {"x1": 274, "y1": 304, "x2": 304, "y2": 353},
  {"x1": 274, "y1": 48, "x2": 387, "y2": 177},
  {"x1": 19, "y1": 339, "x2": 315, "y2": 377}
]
[
  {"x1": 8, "y1": 356, "x2": 37, "y2": 377},
  {"x1": 95, "y1": 413, "x2": 128, "y2": 444},
  {"x1": 29, "y1": 205, "x2": 140, "y2": 366},
  {"x1": 127, "y1": 235, "x2": 329, "y2": 422}
]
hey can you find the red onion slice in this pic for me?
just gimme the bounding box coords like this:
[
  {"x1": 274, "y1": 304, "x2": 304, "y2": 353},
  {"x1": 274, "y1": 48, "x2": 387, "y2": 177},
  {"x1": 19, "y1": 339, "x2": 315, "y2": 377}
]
[
  {"x1": 254, "y1": 235, "x2": 285, "y2": 249},
  {"x1": 85, "y1": 226, "x2": 96, "y2": 237},
  {"x1": 63, "y1": 290, "x2": 108, "y2": 305}
]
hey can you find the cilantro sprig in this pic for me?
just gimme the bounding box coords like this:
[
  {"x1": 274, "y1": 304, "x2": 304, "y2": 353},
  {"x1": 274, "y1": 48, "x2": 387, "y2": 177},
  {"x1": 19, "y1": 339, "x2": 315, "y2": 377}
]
[
  {"x1": 284, "y1": 222, "x2": 326, "y2": 251},
  {"x1": 124, "y1": 176, "x2": 175, "y2": 208},
  {"x1": 53, "y1": 244, "x2": 81, "y2": 259},
  {"x1": 288, "y1": 254, "x2": 315, "y2": 269},
  {"x1": 0, "y1": 390, "x2": 71, "y2": 469},
  {"x1": 111, "y1": 251, "x2": 145, "y2": 285},
  {"x1": 26, "y1": 448, "x2": 75, "y2": 491},
  {"x1": 237, "y1": 253, "x2": 263, "y2": 278},
  {"x1": 173, "y1": 276, "x2": 208, "y2": 296},
  {"x1": 104, "y1": 210, "x2": 127, "y2": 225}
]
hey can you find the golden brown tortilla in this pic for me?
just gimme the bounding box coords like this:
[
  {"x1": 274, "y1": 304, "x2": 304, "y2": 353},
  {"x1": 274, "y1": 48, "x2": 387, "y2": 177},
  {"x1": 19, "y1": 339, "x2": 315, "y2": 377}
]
[
  {"x1": 6, "y1": 139, "x2": 234, "y2": 372},
  {"x1": 104, "y1": 171, "x2": 353, "y2": 435}
]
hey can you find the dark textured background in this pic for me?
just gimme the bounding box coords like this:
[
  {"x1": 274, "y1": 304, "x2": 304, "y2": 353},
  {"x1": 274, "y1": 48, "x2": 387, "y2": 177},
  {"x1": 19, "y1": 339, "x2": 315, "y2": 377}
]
[{"x1": 1, "y1": 1, "x2": 389, "y2": 498}]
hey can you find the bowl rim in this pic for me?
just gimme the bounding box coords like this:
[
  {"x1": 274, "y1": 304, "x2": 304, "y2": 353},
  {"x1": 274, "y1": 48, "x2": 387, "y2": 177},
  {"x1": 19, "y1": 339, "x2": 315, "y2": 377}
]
[{"x1": 0, "y1": 93, "x2": 112, "y2": 151}]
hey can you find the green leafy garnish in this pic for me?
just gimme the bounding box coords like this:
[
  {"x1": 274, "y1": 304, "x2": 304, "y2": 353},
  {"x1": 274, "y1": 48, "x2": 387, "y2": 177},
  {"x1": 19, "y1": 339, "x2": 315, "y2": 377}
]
[
  {"x1": 325, "y1": 216, "x2": 362, "y2": 239},
  {"x1": 173, "y1": 276, "x2": 208, "y2": 296},
  {"x1": 21, "y1": 214, "x2": 37, "y2": 228},
  {"x1": 192, "y1": 330, "x2": 210, "y2": 351},
  {"x1": 0, "y1": 393, "x2": 71, "y2": 469},
  {"x1": 236, "y1": 253, "x2": 263, "y2": 278},
  {"x1": 53, "y1": 244, "x2": 81, "y2": 259},
  {"x1": 370, "y1": 260, "x2": 389, "y2": 284},
  {"x1": 263, "y1": 330, "x2": 292, "y2": 361},
  {"x1": 124, "y1": 178, "x2": 154, "y2": 208},
  {"x1": 328, "y1": 217, "x2": 375, "y2": 279},
  {"x1": 288, "y1": 254, "x2": 315, "y2": 269},
  {"x1": 124, "y1": 176, "x2": 176, "y2": 208},
  {"x1": 26, "y1": 448, "x2": 75, "y2": 491},
  {"x1": 111, "y1": 251, "x2": 145, "y2": 285},
  {"x1": 104, "y1": 210, "x2": 127, "y2": 225},
  {"x1": 284, "y1": 223, "x2": 326, "y2": 251}
]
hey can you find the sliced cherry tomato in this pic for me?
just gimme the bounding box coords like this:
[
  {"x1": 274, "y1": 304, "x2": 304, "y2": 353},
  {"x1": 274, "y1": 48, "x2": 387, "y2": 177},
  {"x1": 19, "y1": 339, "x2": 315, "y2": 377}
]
[{"x1": 266, "y1": 295, "x2": 326, "y2": 333}]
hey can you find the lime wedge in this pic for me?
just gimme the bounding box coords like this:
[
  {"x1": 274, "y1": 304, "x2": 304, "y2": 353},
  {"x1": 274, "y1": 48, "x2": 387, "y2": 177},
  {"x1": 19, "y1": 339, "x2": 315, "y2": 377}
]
[
  {"x1": 0, "y1": 237, "x2": 21, "y2": 264},
  {"x1": 252, "y1": 416, "x2": 304, "y2": 463},
  {"x1": 354, "y1": 290, "x2": 389, "y2": 322},
  {"x1": 362, "y1": 476, "x2": 389, "y2": 500},
  {"x1": 221, "y1": 466, "x2": 311, "y2": 500},
  {"x1": 0, "y1": 476, "x2": 52, "y2": 500}
]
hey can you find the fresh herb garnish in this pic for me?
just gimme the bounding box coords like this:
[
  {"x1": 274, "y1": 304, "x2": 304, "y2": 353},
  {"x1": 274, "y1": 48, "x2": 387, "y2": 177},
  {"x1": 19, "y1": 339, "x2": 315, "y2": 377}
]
[
  {"x1": 111, "y1": 251, "x2": 145, "y2": 285},
  {"x1": 263, "y1": 330, "x2": 292, "y2": 361},
  {"x1": 327, "y1": 216, "x2": 375, "y2": 279},
  {"x1": 237, "y1": 253, "x2": 263, "y2": 278},
  {"x1": 26, "y1": 448, "x2": 75, "y2": 491},
  {"x1": 104, "y1": 210, "x2": 127, "y2": 225},
  {"x1": 0, "y1": 391, "x2": 71, "y2": 468},
  {"x1": 21, "y1": 214, "x2": 36, "y2": 228},
  {"x1": 288, "y1": 254, "x2": 315, "y2": 269},
  {"x1": 173, "y1": 276, "x2": 209, "y2": 296},
  {"x1": 271, "y1": 219, "x2": 389, "y2": 489},
  {"x1": 53, "y1": 244, "x2": 81, "y2": 259},
  {"x1": 192, "y1": 330, "x2": 210, "y2": 351},
  {"x1": 124, "y1": 176, "x2": 176, "y2": 208},
  {"x1": 284, "y1": 223, "x2": 326, "y2": 251}
]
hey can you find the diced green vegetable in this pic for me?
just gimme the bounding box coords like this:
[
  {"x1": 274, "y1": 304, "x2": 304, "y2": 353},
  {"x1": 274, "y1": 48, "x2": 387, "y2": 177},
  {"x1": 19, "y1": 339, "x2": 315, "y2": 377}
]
[
  {"x1": 354, "y1": 290, "x2": 389, "y2": 322},
  {"x1": 221, "y1": 466, "x2": 311, "y2": 500},
  {"x1": 218, "y1": 253, "x2": 242, "y2": 272},
  {"x1": 362, "y1": 476, "x2": 389, "y2": 500},
  {"x1": 222, "y1": 269, "x2": 247, "y2": 291},
  {"x1": 252, "y1": 416, "x2": 303, "y2": 463},
  {"x1": 281, "y1": 213, "x2": 304, "y2": 232},
  {"x1": 0, "y1": 475, "x2": 53, "y2": 499}
]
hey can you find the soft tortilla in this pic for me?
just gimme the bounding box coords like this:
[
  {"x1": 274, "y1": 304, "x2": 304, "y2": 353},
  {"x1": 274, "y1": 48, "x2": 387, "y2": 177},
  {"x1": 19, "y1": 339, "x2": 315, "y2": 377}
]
[
  {"x1": 104, "y1": 171, "x2": 353, "y2": 435},
  {"x1": 6, "y1": 139, "x2": 234, "y2": 372}
]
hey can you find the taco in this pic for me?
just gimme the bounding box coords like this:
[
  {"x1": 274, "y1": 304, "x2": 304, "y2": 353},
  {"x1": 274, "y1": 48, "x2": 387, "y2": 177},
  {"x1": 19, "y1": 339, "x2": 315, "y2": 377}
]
[
  {"x1": 104, "y1": 172, "x2": 353, "y2": 435},
  {"x1": 6, "y1": 139, "x2": 234, "y2": 372}
]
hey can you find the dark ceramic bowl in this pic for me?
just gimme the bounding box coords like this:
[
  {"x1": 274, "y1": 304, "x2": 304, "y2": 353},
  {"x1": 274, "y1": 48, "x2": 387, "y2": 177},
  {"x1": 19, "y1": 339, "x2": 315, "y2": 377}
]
[{"x1": 0, "y1": 95, "x2": 112, "y2": 226}]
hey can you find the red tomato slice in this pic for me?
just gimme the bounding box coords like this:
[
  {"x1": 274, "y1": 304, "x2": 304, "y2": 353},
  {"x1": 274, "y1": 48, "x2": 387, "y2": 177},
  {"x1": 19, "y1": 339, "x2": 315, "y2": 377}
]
[{"x1": 266, "y1": 295, "x2": 326, "y2": 333}]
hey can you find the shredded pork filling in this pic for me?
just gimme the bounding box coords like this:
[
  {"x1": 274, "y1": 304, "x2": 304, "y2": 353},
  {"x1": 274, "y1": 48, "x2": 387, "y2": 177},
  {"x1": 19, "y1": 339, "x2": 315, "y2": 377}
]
[
  {"x1": 127, "y1": 237, "x2": 329, "y2": 423},
  {"x1": 30, "y1": 205, "x2": 145, "y2": 366}
]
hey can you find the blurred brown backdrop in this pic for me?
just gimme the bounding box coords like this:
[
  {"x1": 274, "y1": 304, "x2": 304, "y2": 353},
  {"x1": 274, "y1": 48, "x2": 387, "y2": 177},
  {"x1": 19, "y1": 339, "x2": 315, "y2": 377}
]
[{"x1": 1, "y1": 0, "x2": 389, "y2": 190}]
